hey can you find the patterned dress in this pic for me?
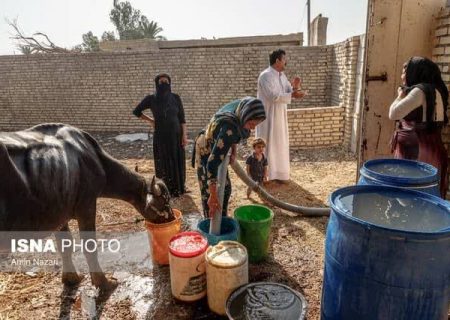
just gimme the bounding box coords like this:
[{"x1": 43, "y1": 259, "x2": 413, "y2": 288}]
[
  {"x1": 193, "y1": 98, "x2": 266, "y2": 217},
  {"x1": 195, "y1": 122, "x2": 240, "y2": 217}
]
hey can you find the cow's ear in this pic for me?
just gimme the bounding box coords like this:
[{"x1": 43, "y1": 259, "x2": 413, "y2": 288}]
[{"x1": 150, "y1": 175, "x2": 161, "y2": 196}]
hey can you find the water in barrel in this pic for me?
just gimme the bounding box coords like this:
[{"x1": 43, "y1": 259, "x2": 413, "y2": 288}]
[
  {"x1": 339, "y1": 191, "x2": 450, "y2": 232},
  {"x1": 367, "y1": 163, "x2": 431, "y2": 178}
]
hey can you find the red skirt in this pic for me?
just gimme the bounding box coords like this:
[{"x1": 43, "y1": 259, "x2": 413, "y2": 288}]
[{"x1": 391, "y1": 123, "x2": 448, "y2": 198}]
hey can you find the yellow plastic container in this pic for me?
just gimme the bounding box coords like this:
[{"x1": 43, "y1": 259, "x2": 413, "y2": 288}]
[
  {"x1": 145, "y1": 209, "x2": 182, "y2": 265},
  {"x1": 205, "y1": 241, "x2": 248, "y2": 316}
]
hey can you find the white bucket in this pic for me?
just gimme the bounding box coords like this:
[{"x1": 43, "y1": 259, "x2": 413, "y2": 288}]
[
  {"x1": 169, "y1": 231, "x2": 208, "y2": 302},
  {"x1": 205, "y1": 240, "x2": 248, "y2": 315}
]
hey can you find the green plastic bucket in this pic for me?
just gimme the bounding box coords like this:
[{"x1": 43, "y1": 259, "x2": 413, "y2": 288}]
[{"x1": 234, "y1": 204, "x2": 274, "y2": 263}]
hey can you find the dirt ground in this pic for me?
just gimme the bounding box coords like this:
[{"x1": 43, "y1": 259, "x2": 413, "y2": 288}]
[{"x1": 0, "y1": 133, "x2": 357, "y2": 320}]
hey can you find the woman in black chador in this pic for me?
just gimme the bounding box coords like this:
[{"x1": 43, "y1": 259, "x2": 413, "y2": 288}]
[{"x1": 133, "y1": 73, "x2": 188, "y2": 197}]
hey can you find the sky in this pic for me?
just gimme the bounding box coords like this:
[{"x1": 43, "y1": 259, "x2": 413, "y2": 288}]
[{"x1": 0, "y1": 0, "x2": 368, "y2": 55}]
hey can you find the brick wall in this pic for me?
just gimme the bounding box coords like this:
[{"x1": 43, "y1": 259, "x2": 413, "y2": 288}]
[
  {"x1": 0, "y1": 36, "x2": 358, "y2": 149},
  {"x1": 288, "y1": 106, "x2": 344, "y2": 148},
  {"x1": 331, "y1": 36, "x2": 361, "y2": 149},
  {"x1": 432, "y1": 7, "x2": 450, "y2": 196}
]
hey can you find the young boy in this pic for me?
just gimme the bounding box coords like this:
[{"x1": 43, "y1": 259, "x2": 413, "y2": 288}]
[{"x1": 246, "y1": 138, "x2": 268, "y2": 198}]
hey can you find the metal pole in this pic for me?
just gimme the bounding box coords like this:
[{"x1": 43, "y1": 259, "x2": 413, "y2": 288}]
[
  {"x1": 209, "y1": 152, "x2": 230, "y2": 235},
  {"x1": 307, "y1": 0, "x2": 311, "y2": 46}
]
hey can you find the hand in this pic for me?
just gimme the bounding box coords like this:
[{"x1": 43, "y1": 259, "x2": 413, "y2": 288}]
[
  {"x1": 292, "y1": 90, "x2": 307, "y2": 99},
  {"x1": 291, "y1": 76, "x2": 301, "y2": 90},
  {"x1": 148, "y1": 119, "x2": 155, "y2": 128},
  {"x1": 229, "y1": 152, "x2": 236, "y2": 165},
  {"x1": 181, "y1": 135, "x2": 188, "y2": 147},
  {"x1": 397, "y1": 86, "x2": 406, "y2": 98},
  {"x1": 230, "y1": 144, "x2": 237, "y2": 165},
  {"x1": 207, "y1": 192, "x2": 221, "y2": 217}
]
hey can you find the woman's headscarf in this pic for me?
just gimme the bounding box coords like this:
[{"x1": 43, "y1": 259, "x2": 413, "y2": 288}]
[
  {"x1": 404, "y1": 57, "x2": 449, "y2": 125},
  {"x1": 154, "y1": 73, "x2": 172, "y2": 103},
  {"x1": 205, "y1": 97, "x2": 266, "y2": 141}
]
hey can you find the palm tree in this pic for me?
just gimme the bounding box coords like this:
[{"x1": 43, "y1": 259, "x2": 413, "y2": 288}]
[{"x1": 139, "y1": 17, "x2": 166, "y2": 40}]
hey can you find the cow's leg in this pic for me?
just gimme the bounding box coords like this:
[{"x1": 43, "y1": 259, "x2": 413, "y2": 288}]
[
  {"x1": 55, "y1": 223, "x2": 83, "y2": 285},
  {"x1": 77, "y1": 202, "x2": 116, "y2": 291}
]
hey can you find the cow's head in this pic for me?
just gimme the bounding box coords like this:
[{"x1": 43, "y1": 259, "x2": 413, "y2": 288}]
[{"x1": 143, "y1": 176, "x2": 174, "y2": 223}]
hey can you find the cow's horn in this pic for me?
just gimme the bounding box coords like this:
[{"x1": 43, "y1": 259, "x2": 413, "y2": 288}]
[{"x1": 151, "y1": 176, "x2": 162, "y2": 196}]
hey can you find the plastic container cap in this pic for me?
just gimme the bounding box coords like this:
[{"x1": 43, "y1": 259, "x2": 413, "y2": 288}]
[
  {"x1": 169, "y1": 231, "x2": 208, "y2": 258},
  {"x1": 206, "y1": 241, "x2": 247, "y2": 267}
]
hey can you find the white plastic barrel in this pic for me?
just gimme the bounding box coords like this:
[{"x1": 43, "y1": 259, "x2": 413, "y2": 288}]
[
  {"x1": 168, "y1": 231, "x2": 208, "y2": 301},
  {"x1": 205, "y1": 240, "x2": 248, "y2": 315}
]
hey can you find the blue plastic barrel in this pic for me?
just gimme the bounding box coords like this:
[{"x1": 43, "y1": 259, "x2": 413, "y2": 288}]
[
  {"x1": 197, "y1": 217, "x2": 239, "y2": 245},
  {"x1": 321, "y1": 185, "x2": 450, "y2": 320},
  {"x1": 359, "y1": 158, "x2": 440, "y2": 196}
]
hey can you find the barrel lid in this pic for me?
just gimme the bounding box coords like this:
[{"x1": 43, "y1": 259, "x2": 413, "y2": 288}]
[
  {"x1": 206, "y1": 241, "x2": 247, "y2": 267},
  {"x1": 331, "y1": 185, "x2": 450, "y2": 234},
  {"x1": 360, "y1": 158, "x2": 438, "y2": 186},
  {"x1": 169, "y1": 231, "x2": 208, "y2": 258},
  {"x1": 226, "y1": 282, "x2": 307, "y2": 320}
]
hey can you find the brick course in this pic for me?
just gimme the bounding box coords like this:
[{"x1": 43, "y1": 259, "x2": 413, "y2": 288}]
[
  {"x1": 288, "y1": 106, "x2": 344, "y2": 148},
  {"x1": 0, "y1": 36, "x2": 359, "y2": 149}
]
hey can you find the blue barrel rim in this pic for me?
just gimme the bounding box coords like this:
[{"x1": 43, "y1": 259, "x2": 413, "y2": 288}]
[
  {"x1": 233, "y1": 204, "x2": 274, "y2": 224},
  {"x1": 360, "y1": 158, "x2": 438, "y2": 186},
  {"x1": 330, "y1": 185, "x2": 450, "y2": 235}
]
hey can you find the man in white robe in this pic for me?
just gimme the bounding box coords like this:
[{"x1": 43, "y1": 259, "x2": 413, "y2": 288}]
[{"x1": 255, "y1": 49, "x2": 305, "y2": 182}]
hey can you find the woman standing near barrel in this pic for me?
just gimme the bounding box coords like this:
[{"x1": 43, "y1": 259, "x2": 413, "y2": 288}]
[
  {"x1": 193, "y1": 97, "x2": 266, "y2": 217},
  {"x1": 389, "y1": 57, "x2": 449, "y2": 198}
]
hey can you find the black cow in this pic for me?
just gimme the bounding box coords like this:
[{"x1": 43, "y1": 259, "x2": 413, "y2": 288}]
[{"x1": 0, "y1": 123, "x2": 174, "y2": 289}]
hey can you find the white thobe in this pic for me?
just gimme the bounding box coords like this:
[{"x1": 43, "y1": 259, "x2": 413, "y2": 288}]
[{"x1": 255, "y1": 66, "x2": 292, "y2": 181}]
